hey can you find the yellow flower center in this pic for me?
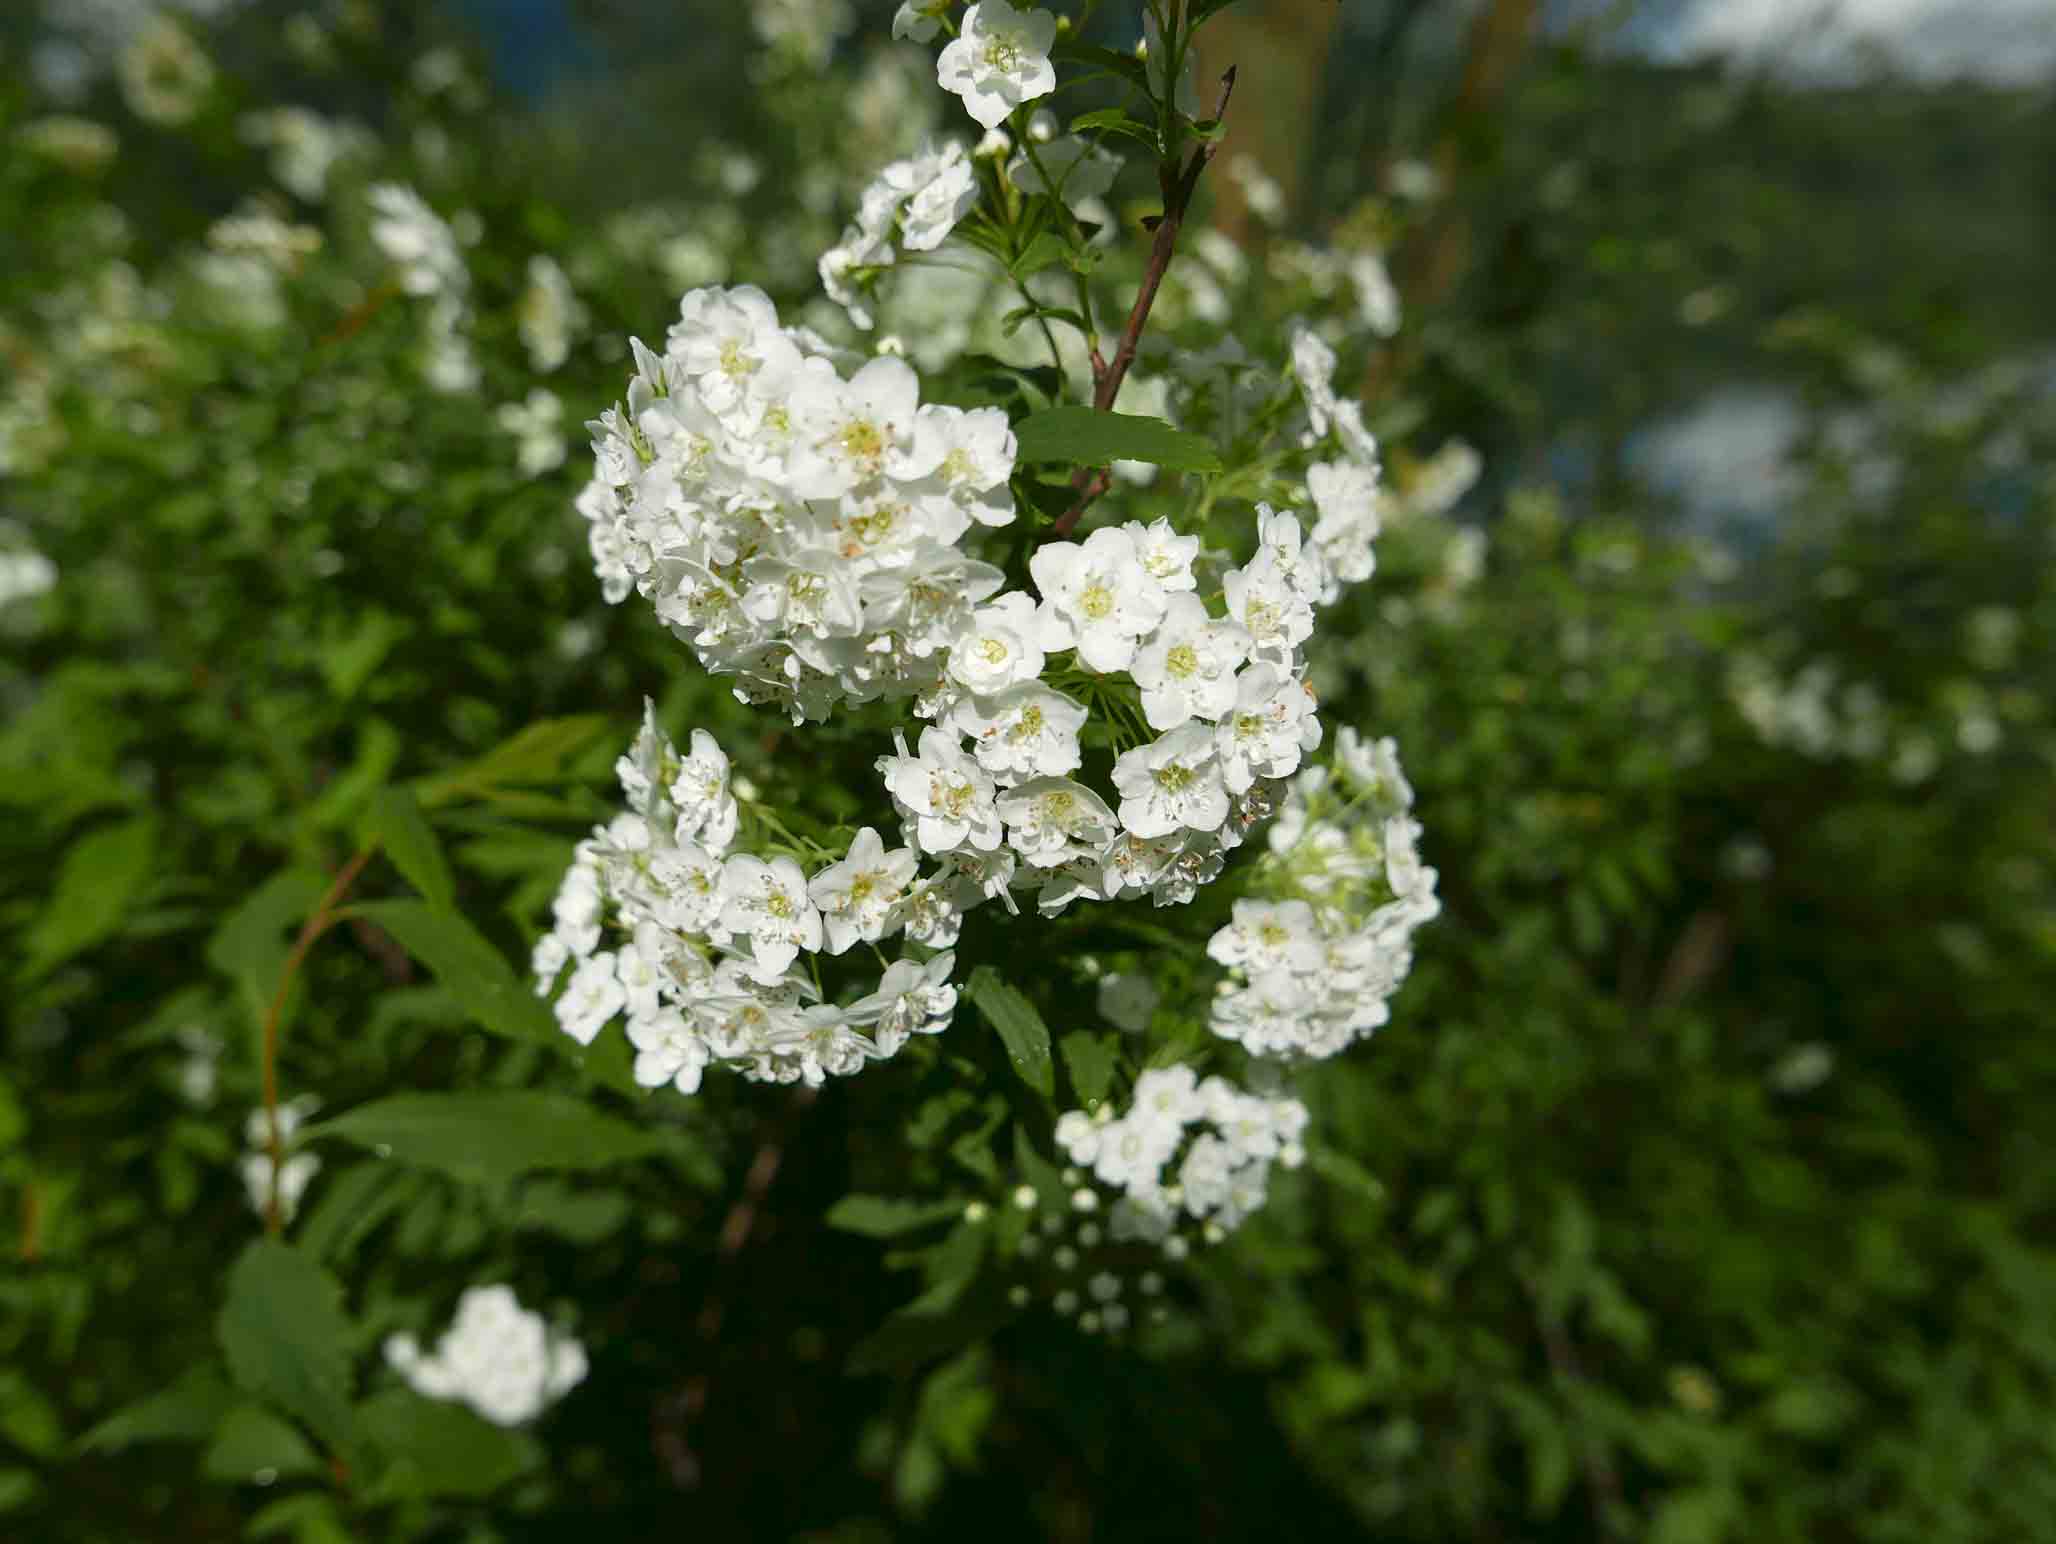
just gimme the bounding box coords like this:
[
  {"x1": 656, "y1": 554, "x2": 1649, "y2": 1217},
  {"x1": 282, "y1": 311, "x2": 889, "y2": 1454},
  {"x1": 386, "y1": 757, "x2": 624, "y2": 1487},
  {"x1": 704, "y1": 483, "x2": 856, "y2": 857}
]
[
  {"x1": 1166, "y1": 642, "x2": 1198, "y2": 678},
  {"x1": 1079, "y1": 582, "x2": 1114, "y2": 621}
]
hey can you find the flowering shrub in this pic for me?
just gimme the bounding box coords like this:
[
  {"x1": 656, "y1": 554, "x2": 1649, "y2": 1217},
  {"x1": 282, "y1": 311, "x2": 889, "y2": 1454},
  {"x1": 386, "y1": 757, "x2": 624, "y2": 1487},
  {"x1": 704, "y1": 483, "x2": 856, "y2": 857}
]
[{"x1": 4, "y1": 1, "x2": 2052, "y2": 1540}]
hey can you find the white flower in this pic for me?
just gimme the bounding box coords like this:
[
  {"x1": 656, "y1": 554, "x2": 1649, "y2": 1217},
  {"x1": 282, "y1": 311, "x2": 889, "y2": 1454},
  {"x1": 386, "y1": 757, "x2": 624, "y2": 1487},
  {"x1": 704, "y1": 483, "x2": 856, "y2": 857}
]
[
  {"x1": 807, "y1": 826, "x2": 919, "y2": 953},
  {"x1": 901, "y1": 404, "x2": 1017, "y2": 526},
  {"x1": 519, "y1": 254, "x2": 586, "y2": 373},
  {"x1": 936, "y1": 1, "x2": 1058, "y2": 130},
  {"x1": 1126, "y1": 516, "x2": 1200, "y2": 593},
  {"x1": 892, "y1": 1, "x2": 945, "y2": 43},
  {"x1": 788, "y1": 354, "x2": 922, "y2": 499},
  {"x1": 1306, "y1": 460, "x2": 1381, "y2": 588},
  {"x1": 996, "y1": 777, "x2": 1118, "y2": 867},
  {"x1": 1206, "y1": 899, "x2": 1324, "y2": 975},
  {"x1": 628, "y1": 1008, "x2": 710, "y2": 1095},
  {"x1": 1224, "y1": 546, "x2": 1315, "y2": 661},
  {"x1": 952, "y1": 681, "x2": 1088, "y2": 779},
  {"x1": 846, "y1": 952, "x2": 958, "y2": 1055},
  {"x1": 1130, "y1": 593, "x2": 1250, "y2": 731},
  {"x1": 1333, "y1": 727, "x2": 1412, "y2": 811},
  {"x1": 1031, "y1": 526, "x2": 1168, "y2": 674},
  {"x1": 1216, "y1": 663, "x2": 1321, "y2": 793},
  {"x1": 557, "y1": 952, "x2": 625, "y2": 1045},
  {"x1": 1348, "y1": 251, "x2": 1401, "y2": 338},
  {"x1": 892, "y1": 140, "x2": 980, "y2": 252},
  {"x1": 384, "y1": 1285, "x2": 586, "y2": 1428},
  {"x1": 719, "y1": 855, "x2": 824, "y2": 979},
  {"x1": 368, "y1": 184, "x2": 466, "y2": 298},
  {"x1": 947, "y1": 591, "x2": 1047, "y2": 695},
  {"x1": 1111, "y1": 725, "x2": 1230, "y2": 839},
  {"x1": 670, "y1": 729, "x2": 740, "y2": 853},
  {"x1": 879, "y1": 727, "x2": 1004, "y2": 855}
]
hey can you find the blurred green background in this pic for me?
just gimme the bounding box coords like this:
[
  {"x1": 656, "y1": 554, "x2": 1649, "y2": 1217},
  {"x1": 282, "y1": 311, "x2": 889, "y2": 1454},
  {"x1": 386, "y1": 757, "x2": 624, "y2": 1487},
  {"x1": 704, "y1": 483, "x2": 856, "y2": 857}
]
[{"x1": 1, "y1": 0, "x2": 2051, "y2": 1539}]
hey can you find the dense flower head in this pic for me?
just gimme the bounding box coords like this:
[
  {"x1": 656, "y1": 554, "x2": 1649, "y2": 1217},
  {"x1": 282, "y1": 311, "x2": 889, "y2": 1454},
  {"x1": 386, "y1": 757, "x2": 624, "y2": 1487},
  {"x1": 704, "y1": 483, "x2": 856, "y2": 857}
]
[
  {"x1": 536, "y1": 705, "x2": 958, "y2": 1093},
  {"x1": 1053, "y1": 1067, "x2": 1309, "y2": 1250},
  {"x1": 578, "y1": 284, "x2": 1021, "y2": 723},
  {"x1": 384, "y1": 1285, "x2": 587, "y2": 1428},
  {"x1": 1206, "y1": 729, "x2": 1439, "y2": 1059}
]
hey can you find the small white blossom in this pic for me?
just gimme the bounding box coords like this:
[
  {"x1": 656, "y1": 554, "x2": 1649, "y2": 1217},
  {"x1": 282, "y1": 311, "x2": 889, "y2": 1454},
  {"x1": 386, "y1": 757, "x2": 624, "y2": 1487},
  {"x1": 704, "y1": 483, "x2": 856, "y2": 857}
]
[
  {"x1": 936, "y1": 1, "x2": 1058, "y2": 130},
  {"x1": 385, "y1": 1286, "x2": 586, "y2": 1428},
  {"x1": 1111, "y1": 724, "x2": 1230, "y2": 839}
]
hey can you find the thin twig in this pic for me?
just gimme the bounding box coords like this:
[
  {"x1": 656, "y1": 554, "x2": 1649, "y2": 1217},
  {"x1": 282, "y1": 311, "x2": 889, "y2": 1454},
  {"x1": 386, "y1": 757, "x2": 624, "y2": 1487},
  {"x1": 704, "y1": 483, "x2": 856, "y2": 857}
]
[
  {"x1": 261, "y1": 847, "x2": 375, "y2": 1235},
  {"x1": 1051, "y1": 65, "x2": 1238, "y2": 539}
]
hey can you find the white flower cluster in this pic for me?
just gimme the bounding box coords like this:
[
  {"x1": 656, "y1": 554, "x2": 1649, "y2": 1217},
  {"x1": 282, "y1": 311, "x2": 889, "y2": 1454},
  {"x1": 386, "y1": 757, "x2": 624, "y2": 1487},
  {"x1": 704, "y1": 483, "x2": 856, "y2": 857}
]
[
  {"x1": 867, "y1": 502, "x2": 1332, "y2": 918},
  {"x1": 1207, "y1": 728, "x2": 1438, "y2": 1059},
  {"x1": 1052, "y1": 1066, "x2": 1309, "y2": 1251},
  {"x1": 384, "y1": 1285, "x2": 587, "y2": 1428},
  {"x1": 535, "y1": 706, "x2": 959, "y2": 1094},
  {"x1": 240, "y1": 1097, "x2": 321, "y2": 1225},
  {"x1": 820, "y1": 140, "x2": 980, "y2": 330},
  {"x1": 366, "y1": 182, "x2": 477, "y2": 393},
  {"x1": 578, "y1": 283, "x2": 1019, "y2": 721}
]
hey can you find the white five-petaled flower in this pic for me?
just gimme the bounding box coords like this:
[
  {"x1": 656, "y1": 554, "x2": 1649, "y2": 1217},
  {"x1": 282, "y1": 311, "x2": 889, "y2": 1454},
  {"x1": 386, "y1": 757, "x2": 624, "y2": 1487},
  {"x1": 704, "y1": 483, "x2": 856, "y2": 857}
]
[
  {"x1": 846, "y1": 952, "x2": 958, "y2": 1056},
  {"x1": 807, "y1": 826, "x2": 919, "y2": 953},
  {"x1": 556, "y1": 952, "x2": 624, "y2": 1045},
  {"x1": 879, "y1": 727, "x2": 1005, "y2": 855},
  {"x1": 1216, "y1": 662, "x2": 1321, "y2": 794},
  {"x1": 951, "y1": 681, "x2": 1088, "y2": 779},
  {"x1": 947, "y1": 591, "x2": 1047, "y2": 695},
  {"x1": 719, "y1": 854, "x2": 824, "y2": 979},
  {"x1": 936, "y1": 1, "x2": 1059, "y2": 130},
  {"x1": 1111, "y1": 724, "x2": 1230, "y2": 839},
  {"x1": 1131, "y1": 593, "x2": 1251, "y2": 731},
  {"x1": 1031, "y1": 526, "x2": 1168, "y2": 673},
  {"x1": 997, "y1": 776, "x2": 1118, "y2": 867}
]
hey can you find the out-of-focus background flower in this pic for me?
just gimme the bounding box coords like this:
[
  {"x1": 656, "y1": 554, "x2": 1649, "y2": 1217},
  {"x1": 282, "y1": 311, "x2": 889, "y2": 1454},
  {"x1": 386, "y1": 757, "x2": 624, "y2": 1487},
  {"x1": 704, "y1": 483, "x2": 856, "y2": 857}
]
[{"x1": 1, "y1": 1, "x2": 2050, "y2": 1540}]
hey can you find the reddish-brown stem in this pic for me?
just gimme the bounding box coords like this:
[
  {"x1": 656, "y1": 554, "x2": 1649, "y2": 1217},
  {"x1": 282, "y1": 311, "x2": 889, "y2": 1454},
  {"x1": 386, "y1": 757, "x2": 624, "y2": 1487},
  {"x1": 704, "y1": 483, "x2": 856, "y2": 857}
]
[
  {"x1": 261, "y1": 847, "x2": 375, "y2": 1235},
  {"x1": 1051, "y1": 65, "x2": 1239, "y2": 540}
]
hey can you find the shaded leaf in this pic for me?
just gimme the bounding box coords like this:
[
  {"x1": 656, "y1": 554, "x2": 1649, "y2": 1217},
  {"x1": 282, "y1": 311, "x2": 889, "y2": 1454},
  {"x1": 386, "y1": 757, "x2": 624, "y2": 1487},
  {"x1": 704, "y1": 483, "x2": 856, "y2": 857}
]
[
  {"x1": 308, "y1": 1090, "x2": 664, "y2": 1191},
  {"x1": 967, "y1": 967, "x2": 1053, "y2": 1097},
  {"x1": 18, "y1": 817, "x2": 158, "y2": 980},
  {"x1": 1059, "y1": 1031, "x2": 1118, "y2": 1106},
  {"x1": 369, "y1": 786, "x2": 454, "y2": 910},
  {"x1": 1013, "y1": 406, "x2": 1222, "y2": 472},
  {"x1": 826, "y1": 1195, "x2": 963, "y2": 1238},
  {"x1": 358, "y1": 1389, "x2": 540, "y2": 1500},
  {"x1": 76, "y1": 1366, "x2": 238, "y2": 1453},
  {"x1": 216, "y1": 1241, "x2": 357, "y2": 1455}
]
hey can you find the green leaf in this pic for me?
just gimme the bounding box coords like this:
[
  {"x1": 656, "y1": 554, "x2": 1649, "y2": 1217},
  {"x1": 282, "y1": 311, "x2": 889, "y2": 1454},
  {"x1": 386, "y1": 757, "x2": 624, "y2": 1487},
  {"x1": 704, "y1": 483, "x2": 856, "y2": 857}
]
[
  {"x1": 0, "y1": 1372, "x2": 64, "y2": 1458},
  {"x1": 967, "y1": 967, "x2": 1053, "y2": 1097},
  {"x1": 358, "y1": 1389, "x2": 541, "y2": 1500},
  {"x1": 342, "y1": 900, "x2": 557, "y2": 1049},
  {"x1": 846, "y1": 1281, "x2": 1013, "y2": 1377},
  {"x1": 201, "y1": 1403, "x2": 323, "y2": 1484},
  {"x1": 416, "y1": 715, "x2": 613, "y2": 808},
  {"x1": 1052, "y1": 38, "x2": 1152, "y2": 92},
  {"x1": 207, "y1": 867, "x2": 327, "y2": 1035},
  {"x1": 76, "y1": 1366, "x2": 238, "y2": 1453},
  {"x1": 1008, "y1": 230, "x2": 1072, "y2": 280},
  {"x1": 1059, "y1": 1031, "x2": 1119, "y2": 1106},
  {"x1": 1013, "y1": 406, "x2": 1222, "y2": 472},
  {"x1": 216, "y1": 1241, "x2": 357, "y2": 1456},
  {"x1": 308, "y1": 1090, "x2": 664, "y2": 1191},
  {"x1": 1069, "y1": 106, "x2": 1160, "y2": 149},
  {"x1": 368, "y1": 786, "x2": 454, "y2": 910},
  {"x1": 1309, "y1": 1143, "x2": 1388, "y2": 1207},
  {"x1": 17, "y1": 816, "x2": 157, "y2": 980},
  {"x1": 826, "y1": 1195, "x2": 964, "y2": 1238}
]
